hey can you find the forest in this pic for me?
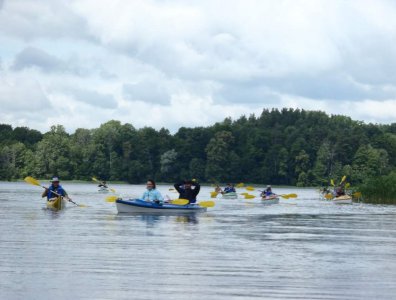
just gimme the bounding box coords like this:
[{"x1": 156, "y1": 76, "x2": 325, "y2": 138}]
[{"x1": 1, "y1": 108, "x2": 396, "y2": 191}]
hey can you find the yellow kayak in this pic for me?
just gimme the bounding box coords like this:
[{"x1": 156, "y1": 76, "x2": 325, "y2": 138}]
[{"x1": 46, "y1": 196, "x2": 67, "y2": 210}]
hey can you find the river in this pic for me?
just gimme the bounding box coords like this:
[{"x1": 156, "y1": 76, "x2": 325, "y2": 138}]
[{"x1": 1, "y1": 182, "x2": 396, "y2": 300}]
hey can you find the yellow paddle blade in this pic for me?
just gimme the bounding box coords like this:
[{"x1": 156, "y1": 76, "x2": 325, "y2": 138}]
[
  {"x1": 171, "y1": 199, "x2": 189, "y2": 205},
  {"x1": 286, "y1": 193, "x2": 298, "y2": 198},
  {"x1": 352, "y1": 192, "x2": 362, "y2": 198},
  {"x1": 325, "y1": 193, "x2": 333, "y2": 199},
  {"x1": 244, "y1": 194, "x2": 255, "y2": 199},
  {"x1": 279, "y1": 195, "x2": 290, "y2": 199},
  {"x1": 92, "y1": 177, "x2": 99, "y2": 182},
  {"x1": 345, "y1": 183, "x2": 350, "y2": 188},
  {"x1": 246, "y1": 186, "x2": 255, "y2": 191},
  {"x1": 198, "y1": 201, "x2": 215, "y2": 208},
  {"x1": 210, "y1": 191, "x2": 218, "y2": 198},
  {"x1": 340, "y1": 175, "x2": 346, "y2": 184},
  {"x1": 106, "y1": 196, "x2": 119, "y2": 202},
  {"x1": 330, "y1": 179, "x2": 335, "y2": 186},
  {"x1": 236, "y1": 183, "x2": 244, "y2": 188},
  {"x1": 24, "y1": 176, "x2": 42, "y2": 187}
]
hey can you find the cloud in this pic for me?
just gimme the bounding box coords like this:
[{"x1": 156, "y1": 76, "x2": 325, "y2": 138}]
[
  {"x1": 63, "y1": 87, "x2": 117, "y2": 109},
  {"x1": 1, "y1": 0, "x2": 396, "y2": 133},
  {"x1": 0, "y1": 0, "x2": 92, "y2": 41},
  {"x1": 12, "y1": 46, "x2": 64, "y2": 72},
  {"x1": 0, "y1": 75, "x2": 52, "y2": 112}
]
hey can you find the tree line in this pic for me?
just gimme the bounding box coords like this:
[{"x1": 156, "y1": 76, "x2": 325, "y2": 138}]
[{"x1": 1, "y1": 108, "x2": 395, "y2": 187}]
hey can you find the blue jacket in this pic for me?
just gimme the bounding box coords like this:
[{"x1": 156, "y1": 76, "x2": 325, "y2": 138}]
[
  {"x1": 224, "y1": 186, "x2": 236, "y2": 193},
  {"x1": 142, "y1": 189, "x2": 164, "y2": 202},
  {"x1": 46, "y1": 185, "x2": 67, "y2": 200}
]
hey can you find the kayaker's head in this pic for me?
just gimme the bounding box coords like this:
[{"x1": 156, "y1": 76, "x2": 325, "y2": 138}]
[
  {"x1": 146, "y1": 179, "x2": 156, "y2": 190},
  {"x1": 184, "y1": 180, "x2": 193, "y2": 189},
  {"x1": 51, "y1": 177, "x2": 60, "y2": 187}
]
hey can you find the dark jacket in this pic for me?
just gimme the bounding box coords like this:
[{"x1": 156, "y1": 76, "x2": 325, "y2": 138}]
[{"x1": 174, "y1": 181, "x2": 200, "y2": 203}]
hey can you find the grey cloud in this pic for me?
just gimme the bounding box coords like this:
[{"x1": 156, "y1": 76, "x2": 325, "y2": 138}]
[
  {"x1": 12, "y1": 46, "x2": 64, "y2": 72},
  {"x1": 123, "y1": 81, "x2": 170, "y2": 105},
  {"x1": 0, "y1": 0, "x2": 93, "y2": 41},
  {"x1": 64, "y1": 87, "x2": 117, "y2": 109}
]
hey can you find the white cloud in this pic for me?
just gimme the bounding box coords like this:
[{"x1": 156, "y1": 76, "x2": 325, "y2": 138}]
[{"x1": 1, "y1": 0, "x2": 396, "y2": 133}]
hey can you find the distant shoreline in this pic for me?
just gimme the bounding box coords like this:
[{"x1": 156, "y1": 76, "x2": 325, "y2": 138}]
[{"x1": 2, "y1": 180, "x2": 309, "y2": 188}]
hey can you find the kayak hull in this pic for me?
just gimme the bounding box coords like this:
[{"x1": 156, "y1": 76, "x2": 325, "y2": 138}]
[
  {"x1": 47, "y1": 197, "x2": 67, "y2": 210},
  {"x1": 261, "y1": 196, "x2": 279, "y2": 205},
  {"x1": 333, "y1": 195, "x2": 352, "y2": 204},
  {"x1": 116, "y1": 199, "x2": 207, "y2": 214},
  {"x1": 98, "y1": 187, "x2": 109, "y2": 193},
  {"x1": 222, "y1": 192, "x2": 238, "y2": 199}
]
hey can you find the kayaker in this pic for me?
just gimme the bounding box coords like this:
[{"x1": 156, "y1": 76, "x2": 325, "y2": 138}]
[
  {"x1": 42, "y1": 177, "x2": 68, "y2": 201},
  {"x1": 98, "y1": 180, "x2": 108, "y2": 188},
  {"x1": 222, "y1": 183, "x2": 236, "y2": 194},
  {"x1": 142, "y1": 179, "x2": 164, "y2": 205},
  {"x1": 260, "y1": 185, "x2": 274, "y2": 198},
  {"x1": 335, "y1": 185, "x2": 346, "y2": 197},
  {"x1": 174, "y1": 179, "x2": 200, "y2": 204}
]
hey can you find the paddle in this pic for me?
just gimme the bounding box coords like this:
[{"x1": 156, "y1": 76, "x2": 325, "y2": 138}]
[
  {"x1": 24, "y1": 176, "x2": 86, "y2": 207},
  {"x1": 210, "y1": 191, "x2": 219, "y2": 198},
  {"x1": 352, "y1": 191, "x2": 362, "y2": 198},
  {"x1": 279, "y1": 193, "x2": 298, "y2": 199},
  {"x1": 105, "y1": 195, "x2": 119, "y2": 202},
  {"x1": 92, "y1": 177, "x2": 116, "y2": 193},
  {"x1": 330, "y1": 179, "x2": 335, "y2": 186},
  {"x1": 340, "y1": 175, "x2": 347, "y2": 185},
  {"x1": 236, "y1": 183, "x2": 244, "y2": 188},
  {"x1": 197, "y1": 200, "x2": 215, "y2": 207},
  {"x1": 244, "y1": 194, "x2": 255, "y2": 199},
  {"x1": 324, "y1": 193, "x2": 334, "y2": 199},
  {"x1": 246, "y1": 186, "x2": 255, "y2": 191}
]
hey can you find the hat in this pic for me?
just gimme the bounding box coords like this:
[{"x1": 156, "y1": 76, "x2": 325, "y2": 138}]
[{"x1": 51, "y1": 177, "x2": 60, "y2": 182}]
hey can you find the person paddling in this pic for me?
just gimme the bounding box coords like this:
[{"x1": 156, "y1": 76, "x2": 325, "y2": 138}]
[
  {"x1": 260, "y1": 185, "x2": 274, "y2": 198},
  {"x1": 98, "y1": 180, "x2": 108, "y2": 188},
  {"x1": 142, "y1": 179, "x2": 164, "y2": 205},
  {"x1": 174, "y1": 179, "x2": 200, "y2": 204},
  {"x1": 222, "y1": 183, "x2": 236, "y2": 194},
  {"x1": 42, "y1": 177, "x2": 68, "y2": 201}
]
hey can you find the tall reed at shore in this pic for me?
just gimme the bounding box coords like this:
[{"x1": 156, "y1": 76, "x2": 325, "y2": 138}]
[{"x1": 358, "y1": 172, "x2": 396, "y2": 205}]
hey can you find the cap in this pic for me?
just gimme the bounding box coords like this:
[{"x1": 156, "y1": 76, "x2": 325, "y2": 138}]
[{"x1": 51, "y1": 177, "x2": 60, "y2": 182}]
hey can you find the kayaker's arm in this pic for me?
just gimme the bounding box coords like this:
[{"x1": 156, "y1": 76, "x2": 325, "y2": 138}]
[
  {"x1": 174, "y1": 181, "x2": 184, "y2": 193},
  {"x1": 192, "y1": 182, "x2": 201, "y2": 196},
  {"x1": 41, "y1": 188, "x2": 48, "y2": 198}
]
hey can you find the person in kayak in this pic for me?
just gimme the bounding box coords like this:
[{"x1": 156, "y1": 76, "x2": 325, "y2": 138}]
[
  {"x1": 98, "y1": 180, "x2": 108, "y2": 188},
  {"x1": 260, "y1": 185, "x2": 274, "y2": 198},
  {"x1": 174, "y1": 179, "x2": 200, "y2": 204},
  {"x1": 142, "y1": 179, "x2": 164, "y2": 205},
  {"x1": 42, "y1": 177, "x2": 68, "y2": 201},
  {"x1": 222, "y1": 183, "x2": 236, "y2": 194}
]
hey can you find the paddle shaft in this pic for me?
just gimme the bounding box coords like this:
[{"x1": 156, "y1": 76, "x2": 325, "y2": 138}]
[{"x1": 40, "y1": 184, "x2": 80, "y2": 206}]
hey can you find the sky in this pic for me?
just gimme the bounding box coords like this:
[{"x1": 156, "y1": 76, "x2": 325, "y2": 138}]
[{"x1": 1, "y1": 0, "x2": 396, "y2": 133}]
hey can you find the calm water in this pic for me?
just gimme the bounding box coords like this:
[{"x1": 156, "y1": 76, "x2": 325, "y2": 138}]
[{"x1": 1, "y1": 182, "x2": 396, "y2": 300}]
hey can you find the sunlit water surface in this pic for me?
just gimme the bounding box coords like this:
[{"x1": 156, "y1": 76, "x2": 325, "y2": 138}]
[{"x1": 1, "y1": 182, "x2": 396, "y2": 299}]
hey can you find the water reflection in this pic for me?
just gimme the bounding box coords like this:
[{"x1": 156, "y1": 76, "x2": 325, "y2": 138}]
[{"x1": 1, "y1": 182, "x2": 396, "y2": 300}]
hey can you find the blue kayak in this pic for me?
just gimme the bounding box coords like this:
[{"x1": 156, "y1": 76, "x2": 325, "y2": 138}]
[{"x1": 116, "y1": 199, "x2": 207, "y2": 213}]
